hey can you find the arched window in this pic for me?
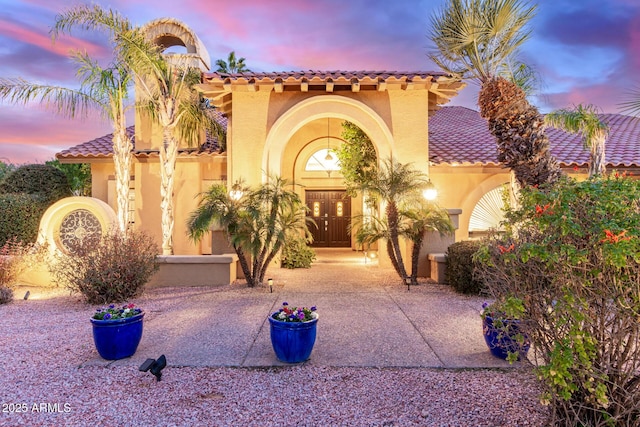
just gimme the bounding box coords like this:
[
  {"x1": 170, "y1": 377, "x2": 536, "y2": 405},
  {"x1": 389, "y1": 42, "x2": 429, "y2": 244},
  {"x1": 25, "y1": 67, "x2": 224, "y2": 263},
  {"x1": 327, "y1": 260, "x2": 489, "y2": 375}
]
[
  {"x1": 304, "y1": 149, "x2": 341, "y2": 172},
  {"x1": 469, "y1": 184, "x2": 508, "y2": 236}
]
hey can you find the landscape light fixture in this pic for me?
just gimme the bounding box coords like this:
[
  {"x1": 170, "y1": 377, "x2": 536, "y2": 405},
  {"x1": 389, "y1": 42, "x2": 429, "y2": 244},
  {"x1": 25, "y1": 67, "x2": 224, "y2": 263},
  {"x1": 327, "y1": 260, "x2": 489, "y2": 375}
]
[
  {"x1": 423, "y1": 179, "x2": 437, "y2": 201},
  {"x1": 268, "y1": 278, "x2": 273, "y2": 293},
  {"x1": 139, "y1": 355, "x2": 167, "y2": 381}
]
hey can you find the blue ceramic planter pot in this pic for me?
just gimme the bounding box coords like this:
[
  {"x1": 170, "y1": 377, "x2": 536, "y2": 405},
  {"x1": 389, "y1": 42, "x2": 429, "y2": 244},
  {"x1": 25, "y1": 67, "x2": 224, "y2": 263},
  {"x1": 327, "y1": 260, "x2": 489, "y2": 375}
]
[
  {"x1": 482, "y1": 315, "x2": 530, "y2": 360},
  {"x1": 90, "y1": 313, "x2": 144, "y2": 360},
  {"x1": 268, "y1": 315, "x2": 318, "y2": 363}
]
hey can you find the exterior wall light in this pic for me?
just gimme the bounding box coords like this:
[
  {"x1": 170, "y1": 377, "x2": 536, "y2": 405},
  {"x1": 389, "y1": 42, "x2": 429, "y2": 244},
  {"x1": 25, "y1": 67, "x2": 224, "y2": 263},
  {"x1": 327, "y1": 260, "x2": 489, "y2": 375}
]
[
  {"x1": 423, "y1": 180, "x2": 437, "y2": 201},
  {"x1": 229, "y1": 182, "x2": 243, "y2": 201}
]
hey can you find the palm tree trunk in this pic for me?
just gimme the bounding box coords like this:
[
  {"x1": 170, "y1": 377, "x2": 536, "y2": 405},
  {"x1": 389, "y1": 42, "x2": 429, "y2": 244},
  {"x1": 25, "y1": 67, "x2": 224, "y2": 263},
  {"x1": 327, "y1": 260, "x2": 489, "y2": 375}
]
[
  {"x1": 234, "y1": 245, "x2": 254, "y2": 287},
  {"x1": 410, "y1": 233, "x2": 424, "y2": 286},
  {"x1": 589, "y1": 135, "x2": 606, "y2": 177},
  {"x1": 112, "y1": 124, "x2": 132, "y2": 234},
  {"x1": 386, "y1": 201, "x2": 408, "y2": 280},
  {"x1": 159, "y1": 127, "x2": 177, "y2": 255},
  {"x1": 479, "y1": 77, "x2": 562, "y2": 188}
]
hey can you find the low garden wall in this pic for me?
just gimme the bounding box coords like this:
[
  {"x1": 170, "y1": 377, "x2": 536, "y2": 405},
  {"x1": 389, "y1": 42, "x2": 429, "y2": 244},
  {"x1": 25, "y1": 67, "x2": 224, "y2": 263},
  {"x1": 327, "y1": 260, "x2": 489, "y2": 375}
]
[{"x1": 147, "y1": 254, "x2": 239, "y2": 288}]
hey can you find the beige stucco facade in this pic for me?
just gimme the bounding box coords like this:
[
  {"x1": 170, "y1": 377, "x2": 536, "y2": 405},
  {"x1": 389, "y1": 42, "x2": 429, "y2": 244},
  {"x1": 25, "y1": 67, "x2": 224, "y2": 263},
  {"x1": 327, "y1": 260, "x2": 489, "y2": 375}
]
[{"x1": 54, "y1": 19, "x2": 478, "y2": 282}]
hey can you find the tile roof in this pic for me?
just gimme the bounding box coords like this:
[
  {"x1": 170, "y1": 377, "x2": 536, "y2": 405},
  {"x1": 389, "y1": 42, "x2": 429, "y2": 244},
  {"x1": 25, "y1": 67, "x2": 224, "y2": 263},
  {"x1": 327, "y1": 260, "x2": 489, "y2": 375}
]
[
  {"x1": 57, "y1": 110, "x2": 227, "y2": 159},
  {"x1": 58, "y1": 105, "x2": 640, "y2": 169},
  {"x1": 204, "y1": 70, "x2": 452, "y2": 82},
  {"x1": 429, "y1": 106, "x2": 640, "y2": 168}
]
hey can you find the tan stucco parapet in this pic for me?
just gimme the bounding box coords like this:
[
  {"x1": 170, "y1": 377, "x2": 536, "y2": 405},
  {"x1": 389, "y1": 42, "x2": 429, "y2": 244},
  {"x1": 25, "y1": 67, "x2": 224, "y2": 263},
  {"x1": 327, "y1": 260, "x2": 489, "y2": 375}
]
[{"x1": 196, "y1": 70, "x2": 465, "y2": 115}]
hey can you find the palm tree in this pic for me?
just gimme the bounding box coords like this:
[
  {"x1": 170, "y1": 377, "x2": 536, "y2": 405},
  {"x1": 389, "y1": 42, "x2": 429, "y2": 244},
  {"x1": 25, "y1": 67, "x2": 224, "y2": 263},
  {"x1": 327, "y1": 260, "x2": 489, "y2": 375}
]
[
  {"x1": 429, "y1": 0, "x2": 562, "y2": 188},
  {"x1": 401, "y1": 203, "x2": 454, "y2": 286},
  {"x1": 119, "y1": 29, "x2": 222, "y2": 254},
  {"x1": 50, "y1": 6, "x2": 225, "y2": 254},
  {"x1": 361, "y1": 158, "x2": 430, "y2": 282},
  {"x1": 545, "y1": 104, "x2": 609, "y2": 177},
  {"x1": 215, "y1": 51, "x2": 250, "y2": 73},
  {"x1": 0, "y1": 5, "x2": 134, "y2": 233},
  {"x1": 50, "y1": 6, "x2": 135, "y2": 232},
  {"x1": 0, "y1": 45, "x2": 133, "y2": 233},
  {"x1": 188, "y1": 177, "x2": 310, "y2": 287}
]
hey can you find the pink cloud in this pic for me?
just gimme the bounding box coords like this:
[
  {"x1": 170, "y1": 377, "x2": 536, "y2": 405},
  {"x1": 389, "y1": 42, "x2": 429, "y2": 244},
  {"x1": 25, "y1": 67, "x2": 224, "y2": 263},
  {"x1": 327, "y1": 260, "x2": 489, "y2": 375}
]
[
  {"x1": 0, "y1": 18, "x2": 105, "y2": 59},
  {"x1": 0, "y1": 107, "x2": 111, "y2": 164}
]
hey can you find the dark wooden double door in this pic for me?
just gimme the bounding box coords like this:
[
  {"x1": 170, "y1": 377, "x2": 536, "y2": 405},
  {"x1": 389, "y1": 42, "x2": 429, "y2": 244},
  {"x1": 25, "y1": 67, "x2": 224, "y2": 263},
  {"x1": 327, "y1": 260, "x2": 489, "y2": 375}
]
[{"x1": 305, "y1": 190, "x2": 351, "y2": 247}]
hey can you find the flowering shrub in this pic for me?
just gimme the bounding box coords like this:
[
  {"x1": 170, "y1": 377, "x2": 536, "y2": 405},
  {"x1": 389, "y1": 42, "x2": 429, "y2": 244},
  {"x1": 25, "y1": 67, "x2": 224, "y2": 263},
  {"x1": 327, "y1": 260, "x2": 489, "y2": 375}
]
[
  {"x1": 475, "y1": 175, "x2": 640, "y2": 425},
  {"x1": 51, "y1": 228, "x2": 159, "y2": 304},
  {"x1": 272, "y1": 302, "x2": 318, "y2": 322},
  {"x1": 92, "y1": 303, "x2": 143, "y2": 320}
]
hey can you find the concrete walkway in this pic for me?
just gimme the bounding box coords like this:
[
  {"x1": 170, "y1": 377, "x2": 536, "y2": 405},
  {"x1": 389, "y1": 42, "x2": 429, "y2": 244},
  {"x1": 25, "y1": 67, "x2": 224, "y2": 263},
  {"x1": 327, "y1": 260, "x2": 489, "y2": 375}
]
[{"x1": 84, "y1": 248, "x2": 518, "y2": 369}]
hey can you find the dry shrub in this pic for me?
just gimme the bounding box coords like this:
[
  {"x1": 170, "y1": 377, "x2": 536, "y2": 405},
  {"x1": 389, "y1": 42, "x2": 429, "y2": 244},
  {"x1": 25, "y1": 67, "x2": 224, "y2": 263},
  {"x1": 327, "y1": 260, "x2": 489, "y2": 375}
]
[{"x1": 51, "y1": 229, "x2": 159, "y2": 304}]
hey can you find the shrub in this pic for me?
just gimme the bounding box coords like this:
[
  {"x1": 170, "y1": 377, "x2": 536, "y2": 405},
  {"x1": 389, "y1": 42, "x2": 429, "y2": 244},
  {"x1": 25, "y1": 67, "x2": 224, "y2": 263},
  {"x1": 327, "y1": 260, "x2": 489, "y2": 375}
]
[
  {"x1": 0, "y1": 238, "x2": 33, "y2": 288},
  {"x1": 0, "y1": 286, "x2": 13, "y2": 304},
  {"x1": 281, "y1": 236, "x2": 316, "y2": 269},
  {"x1": 51, "y1": 229, "x2": 159, "y2": 304},
  {"x1": 0, "y1": 163, "x2": 72, "y2": 201},
  {"x1": 475, "y1": 174, "x2": 640, "y2": 426},
  {"x1": 0, "y1": 193, "x2": 50, "y2": 245},
  {"x1": 445, "y1": 240, "x2": 483, "y2": 294}
]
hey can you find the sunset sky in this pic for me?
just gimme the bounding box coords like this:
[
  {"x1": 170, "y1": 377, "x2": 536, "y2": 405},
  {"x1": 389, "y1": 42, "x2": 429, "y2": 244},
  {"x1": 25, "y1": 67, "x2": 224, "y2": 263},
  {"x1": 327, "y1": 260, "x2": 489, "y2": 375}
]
[{"x1": 0, "y1": 0, "x2": 638, "y2": 164}]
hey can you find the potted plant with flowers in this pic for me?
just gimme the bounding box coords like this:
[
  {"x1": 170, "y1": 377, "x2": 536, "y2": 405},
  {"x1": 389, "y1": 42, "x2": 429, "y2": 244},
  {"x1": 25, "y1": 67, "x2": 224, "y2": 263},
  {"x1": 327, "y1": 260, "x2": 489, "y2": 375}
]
[
  {"x1": 268, "y1": 302, "x2": 319, "y2": 363},
  {"x1": 481, "y1": 296, "x2": 530, "y2": 362},
  {"x1": 91, "y1": 304, "x2": 144, "y2": 360}
]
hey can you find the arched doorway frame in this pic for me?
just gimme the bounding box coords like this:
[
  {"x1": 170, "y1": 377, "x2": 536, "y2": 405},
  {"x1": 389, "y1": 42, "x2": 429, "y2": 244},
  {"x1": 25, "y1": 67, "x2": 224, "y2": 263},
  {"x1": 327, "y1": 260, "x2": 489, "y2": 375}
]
[{"x1": 262, "y1": 95, "x2": 394, "y2": 181}]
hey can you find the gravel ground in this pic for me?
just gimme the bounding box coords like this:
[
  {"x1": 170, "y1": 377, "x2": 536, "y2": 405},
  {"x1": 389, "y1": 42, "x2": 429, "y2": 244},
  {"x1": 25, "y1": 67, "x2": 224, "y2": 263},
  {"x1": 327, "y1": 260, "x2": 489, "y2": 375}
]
[{"x1": 0, "y1": 286, "x2": 550, "y2": 427}]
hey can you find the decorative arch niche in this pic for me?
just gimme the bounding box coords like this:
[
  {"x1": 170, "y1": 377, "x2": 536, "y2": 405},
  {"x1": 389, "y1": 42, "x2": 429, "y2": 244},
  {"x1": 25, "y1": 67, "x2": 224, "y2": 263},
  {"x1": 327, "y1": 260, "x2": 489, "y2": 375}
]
[
  {"x1": 38, "y1": 197, "x2": 117, "y2": 255},
  {"x1": 142, "y1": 18, "x2": 210, "y2": 71}
]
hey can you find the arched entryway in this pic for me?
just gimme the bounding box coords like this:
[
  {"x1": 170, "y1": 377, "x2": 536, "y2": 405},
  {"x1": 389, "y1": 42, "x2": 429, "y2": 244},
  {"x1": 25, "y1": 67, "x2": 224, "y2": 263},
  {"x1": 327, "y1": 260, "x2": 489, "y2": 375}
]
[{"x1": 263, "y1": 95, "x2": 393, "y2": 250}]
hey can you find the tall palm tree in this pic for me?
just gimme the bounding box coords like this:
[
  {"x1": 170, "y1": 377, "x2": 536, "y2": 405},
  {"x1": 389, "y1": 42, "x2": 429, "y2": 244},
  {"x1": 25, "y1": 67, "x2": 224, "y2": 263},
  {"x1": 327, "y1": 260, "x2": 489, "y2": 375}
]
[
  {"x1": 49, "y1": 6, "x2": 134, "y2": 232},
  {"x1": 0, "y1": 21, "x2": 133, "y2": 233},
  {"x1": 215, "y1": 51, "x2": 250, "y2": 73},
  {"x1": 57, "y1": 9, "x2": 225, "y2": 255},
  {"x1": 430, "y1": 0, "x2": 562, "y2": 188},
  {"x1": 113, "y1": 25, "x2": 223, "y2": 255},
  {"x1": 545, "y1": 104, "x2": 609, "y2": 177},
  {"x1": 188, "y1": 177, "x2": 310, "y2": 287}
]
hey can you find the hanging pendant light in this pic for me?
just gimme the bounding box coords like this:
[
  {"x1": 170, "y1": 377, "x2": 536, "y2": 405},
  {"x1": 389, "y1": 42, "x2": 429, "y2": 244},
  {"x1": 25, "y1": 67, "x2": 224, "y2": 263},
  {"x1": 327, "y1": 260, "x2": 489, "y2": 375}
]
[{"x1": 324, "y1": 118, "x2": 333, "y2": 161}]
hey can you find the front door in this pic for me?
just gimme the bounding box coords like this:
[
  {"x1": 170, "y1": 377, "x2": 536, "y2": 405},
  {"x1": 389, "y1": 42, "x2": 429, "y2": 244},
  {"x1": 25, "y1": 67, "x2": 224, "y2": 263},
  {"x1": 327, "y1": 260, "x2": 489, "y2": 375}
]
[{"x1": 305, "y1": 190, "x2": 351, "y2": 247}]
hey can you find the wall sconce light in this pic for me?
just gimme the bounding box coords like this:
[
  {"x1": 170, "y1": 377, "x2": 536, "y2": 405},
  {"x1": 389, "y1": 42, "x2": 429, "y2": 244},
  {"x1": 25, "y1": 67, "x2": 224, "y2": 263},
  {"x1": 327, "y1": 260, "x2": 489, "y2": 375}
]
[
  {"x1": 423, "y1": 179, "x2": 437, "y2": 201},
  {"x1": 229, "y1": 181, "x2": 243, "y2": 201}
]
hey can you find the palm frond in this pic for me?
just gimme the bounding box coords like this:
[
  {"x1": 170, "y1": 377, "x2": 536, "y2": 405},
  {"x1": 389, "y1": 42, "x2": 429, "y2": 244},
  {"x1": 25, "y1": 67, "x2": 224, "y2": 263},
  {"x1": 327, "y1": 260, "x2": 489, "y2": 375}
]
[
  {"x1": 51, "y1": 4, "x2": 131, "y2": 42},
  {"x1": 0, "y1": 77, "x2": 98, "y2": 118},
  {"x1": 429, "y1": 0, "x2": 536, "y2": 83}
]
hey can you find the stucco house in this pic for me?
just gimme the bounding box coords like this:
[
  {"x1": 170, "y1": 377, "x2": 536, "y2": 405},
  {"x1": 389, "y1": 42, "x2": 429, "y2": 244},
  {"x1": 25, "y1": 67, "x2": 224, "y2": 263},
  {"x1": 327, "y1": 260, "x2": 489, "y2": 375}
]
[{"x1": 49, "y1": 18, "x2": 640, "y2": 285}]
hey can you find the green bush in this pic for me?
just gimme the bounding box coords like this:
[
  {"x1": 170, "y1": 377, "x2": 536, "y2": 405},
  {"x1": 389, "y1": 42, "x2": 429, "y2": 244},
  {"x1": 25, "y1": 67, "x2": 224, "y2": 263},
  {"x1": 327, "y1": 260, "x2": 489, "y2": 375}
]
[
  {"x1": 0, "y1": 193, "x2": 50, "y2": 245},
  {"x1": 0, "y1": 163, "x2": 72, "y2": 201},
  {"x1": 476, "y1": 174, "x2": 640, "y2": 425},
  {"x1": 281, "y1": 236, "x2": 316, "y2": 269},
  {"x1": 445, "y1": 240, "x2": 483, "y2": 294},
  {"x1": 51, "y1": 229, "x2": 159, "y2": 304}
]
